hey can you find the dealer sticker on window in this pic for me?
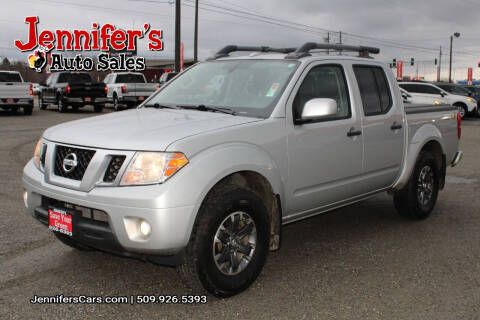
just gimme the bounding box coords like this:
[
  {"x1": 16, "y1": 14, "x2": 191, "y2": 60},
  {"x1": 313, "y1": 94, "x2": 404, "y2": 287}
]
[{"x1": 266, "y1": 83, "x2": 280, "y2": 97}]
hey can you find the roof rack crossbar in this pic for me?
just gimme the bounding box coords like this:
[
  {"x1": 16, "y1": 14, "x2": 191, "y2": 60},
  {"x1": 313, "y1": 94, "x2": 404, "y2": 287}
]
[
  {"x1": 208, "y1": 45, "x2": 297, "y2": 60},
  {"x1": 285, "y1": 42, "x2": 380, "y2": 59}
]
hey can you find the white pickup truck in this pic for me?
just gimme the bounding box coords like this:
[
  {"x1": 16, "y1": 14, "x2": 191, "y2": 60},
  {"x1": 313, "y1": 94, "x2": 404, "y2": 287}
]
[
  {"x1": 104, "y1": 72, "x2": 158, "y2": 111},
  {"x1": 23, "y1": 43, "x2": 462, "y2": 297},
  {"x1": 0, "y1": 71, "x2": 34, "y2": 115}
]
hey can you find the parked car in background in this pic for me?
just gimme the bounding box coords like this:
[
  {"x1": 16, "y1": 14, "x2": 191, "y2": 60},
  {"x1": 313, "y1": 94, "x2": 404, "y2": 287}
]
[
  {"x1": 400, "y1": 88, "x2": 449, "y2": 106},
  {"x1": 399, "y1": 82, "x2": 476, "y2": 118},
  {"x1": 104, "y1": 72, "x2": 158, "y2": 111},
  {"x1": 158, "y1": 72, "x2": 178, "y2": 87},
  {"x1": 38, "y1": 72, "x2": 107, "y2": 113},
  {"x1": 460, "y1": 85, "x2": 480, "y2": 117},
  {"x1": 23, "y1": 43, "x2": 462, "y2": 297},
  {"x1": 0, "y1": 71, "x2": 34, "y2": 115}
]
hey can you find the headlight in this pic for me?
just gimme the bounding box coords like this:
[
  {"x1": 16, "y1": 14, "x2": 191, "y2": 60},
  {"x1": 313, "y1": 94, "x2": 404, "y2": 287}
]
[
  {"x1": 434, "y1": 100, "x2": 441, "y2": 105},
  {"x1": 33, "y1": 139, "x2": 43, "y2": 169},
  {"x1": 120, "y1": 152, "x2": 188, "y2": 185},
  {"x1": 467, "y1": 98, "x2": 473, "y2": 102}
]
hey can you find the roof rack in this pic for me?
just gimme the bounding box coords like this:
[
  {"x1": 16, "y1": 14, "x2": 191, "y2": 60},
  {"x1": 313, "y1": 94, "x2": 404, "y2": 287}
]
[
  {"x1": 208, "y1": 45, "x2": 297, "y2": 60},
  {"x1": 285, "y1": 42, "x2": 380, "y2": 59}
]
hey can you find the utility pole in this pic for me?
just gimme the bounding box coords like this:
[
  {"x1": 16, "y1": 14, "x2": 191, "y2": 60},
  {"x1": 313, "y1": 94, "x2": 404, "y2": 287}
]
[
  {"x1": 325, "y1": 32, "x2": 330, "y2": 55},
  {"x1": 449, "y1": 32, "x2": 460, "y2": 83},
  {"x1": 339, "y1": 31, "x2": 342, "y2": 55},
  {"x1": 194, "y1": 0, "x2": 198, "y2": 62},
  {"x1": 437, "y1": 46, "x2": 442, "y2": 82},
  {"x1": 175, "y1": 0, "x2": 181, "y2": 72}
]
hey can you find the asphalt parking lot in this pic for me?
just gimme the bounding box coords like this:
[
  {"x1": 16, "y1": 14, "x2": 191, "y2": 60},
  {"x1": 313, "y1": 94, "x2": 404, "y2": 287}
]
[{"x1": 1, "y1": 103, "x2": 480, "y2": 320}]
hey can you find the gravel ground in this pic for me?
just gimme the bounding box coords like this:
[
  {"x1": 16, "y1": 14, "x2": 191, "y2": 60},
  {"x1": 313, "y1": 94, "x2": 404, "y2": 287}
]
[{"x1": 1, "y1": 103, "x2": 480, "y2": 320}]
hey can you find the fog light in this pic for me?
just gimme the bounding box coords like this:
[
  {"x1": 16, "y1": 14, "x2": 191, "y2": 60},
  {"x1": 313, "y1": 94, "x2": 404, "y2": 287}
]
[
  {"x1": 23, "y1": 190, "x2": 28, "y2": 208},
  {"x1": 140, "y1": 220, "x2": 151, "y2": 237}
]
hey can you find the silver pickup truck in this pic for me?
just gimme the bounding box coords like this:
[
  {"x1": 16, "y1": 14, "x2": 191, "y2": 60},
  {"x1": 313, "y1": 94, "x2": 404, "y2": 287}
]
[
  {"x1": 0, "y1": 71, "x2": 33, "y2": 115},
  {"x1": 104, "y1": 72, "x2": 158, "y2": 111},
  {"x1": 22, "y1": 43, "x2": 462, "y2": 297}
]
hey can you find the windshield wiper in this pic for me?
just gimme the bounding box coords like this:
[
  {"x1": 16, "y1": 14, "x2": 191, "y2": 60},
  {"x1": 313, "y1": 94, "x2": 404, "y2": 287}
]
[
  {"x1": 177, "y1": 104, "x2": 237, "y2": 115},
  {"x1": 143, "y1": 103, "x2": 179, "y2": 110}
]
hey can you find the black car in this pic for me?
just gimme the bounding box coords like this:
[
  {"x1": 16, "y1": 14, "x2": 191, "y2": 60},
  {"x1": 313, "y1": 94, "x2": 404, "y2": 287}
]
[
  {"x1": 38, "y1": 72, "x2": 107, "y2": 113},
  {"x1": 433, "y1": 82, "x2": 480, "y2": 117}
]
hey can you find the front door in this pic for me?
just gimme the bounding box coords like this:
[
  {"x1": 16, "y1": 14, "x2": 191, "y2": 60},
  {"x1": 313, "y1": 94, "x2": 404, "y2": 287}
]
[{"x1": 286, "y1": 63, "x2": 363, "y2": 215}]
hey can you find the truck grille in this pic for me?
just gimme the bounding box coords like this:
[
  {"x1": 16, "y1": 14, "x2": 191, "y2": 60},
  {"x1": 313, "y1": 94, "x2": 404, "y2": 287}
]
[
  {"x1": 103, "y1": 155, "x2": 126, "y2": 182},
  {"x1": 54, "y1": 145, "x2": 96, "y2": 180}
]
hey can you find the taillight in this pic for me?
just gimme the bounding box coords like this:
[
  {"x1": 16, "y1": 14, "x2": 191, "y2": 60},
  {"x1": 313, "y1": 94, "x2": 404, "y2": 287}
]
[
  {"x1": 457, "y1": 112, "x2": 462, "y2": 140},
  {"x1": 104, "y1": 86, "x2": 108, "y2": 94},
  {"x1": 29, "y1": 84, "x2": 33, "y2": 95},
  {"x1": 121, "y1": 85, "x2": 126, "y2": 94},
  {"x1": 65, "y1": 85, "x2": 71, "y2": 95}
]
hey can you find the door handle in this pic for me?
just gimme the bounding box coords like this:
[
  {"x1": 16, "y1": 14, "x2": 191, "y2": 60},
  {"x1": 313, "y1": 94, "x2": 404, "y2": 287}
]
[
  {"x1": 347, "y1": 127, "x2": 362, "y2": 137},
  {"x1": 390, "y1": 122, "x2": 403, "y2": 130}
]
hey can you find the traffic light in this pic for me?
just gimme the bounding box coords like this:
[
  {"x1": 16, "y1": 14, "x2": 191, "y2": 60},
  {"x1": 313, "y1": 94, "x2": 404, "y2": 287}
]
[
  {"x1": 410, "y1": 58, "x2": 414, "y2": 66},
  {"x1": 434, "y1": 58, "x2": 438, "y2": 65},
  {"x1": 392, "y1": 58, "x2": 397, "y2": 67}
]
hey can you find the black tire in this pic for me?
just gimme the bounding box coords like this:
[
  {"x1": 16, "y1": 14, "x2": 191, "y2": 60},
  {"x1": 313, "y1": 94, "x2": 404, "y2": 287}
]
[
  {"x1": 454, "y1": 103, "x2": 468, "y2": 119},
  {"x1": 39, "y1": 95, "x2": 46, "y2": 110},
  {"x1": 23, "y1": 105, "x2": 33, "y2": 115},
  {"x1": 94, "y1": 104, "x2": 104, "y2": 113},
  {"x1": 54, "y1": 233, "x2": 93, "y2": 251},
  {"x1": 113, "y1": 94, "x2": 121, "y2": 111},
  {"x1": 178, "y1": 184, "x2": 270, "y2": 297},
  {"x1": 394, "y1": 151, "x2": 440, "y2": 219},
  {"x1": 57, "y1": 96, "x2": 67, "y2": 113}
]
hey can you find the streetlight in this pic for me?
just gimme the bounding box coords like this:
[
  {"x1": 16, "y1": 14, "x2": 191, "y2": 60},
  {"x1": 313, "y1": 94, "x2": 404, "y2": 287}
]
[{"x1": 449, "y1": 32, "x2": 460, "y2": 83}]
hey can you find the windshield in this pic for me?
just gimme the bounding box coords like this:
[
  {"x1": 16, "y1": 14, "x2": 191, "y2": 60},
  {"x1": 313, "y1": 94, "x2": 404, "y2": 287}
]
[
  {"x1": 58, "y1": 73, "x2": 92, "y2": 84},
  {"x1": 145, "y1": 60, "x2": 299, "y2": 118},
  {"x1": 437, "y1": 84, "x2": 470, "y2": 96},
  {"x1": 0, "y1": 72, "x2": 22, "y2": 82}
]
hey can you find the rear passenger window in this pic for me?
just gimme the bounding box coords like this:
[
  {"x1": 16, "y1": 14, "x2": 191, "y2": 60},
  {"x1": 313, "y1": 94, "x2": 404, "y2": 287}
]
[{"x1": 353, "y1": 66, "x2": 392, "y2": 116}]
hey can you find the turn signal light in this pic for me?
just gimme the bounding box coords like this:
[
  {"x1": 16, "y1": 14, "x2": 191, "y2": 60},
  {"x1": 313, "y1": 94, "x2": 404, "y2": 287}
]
[
  {"x1": 164, "y1": 153, "x2": 188, "y2": 177},
  {"x1": 121, "y1": 85, "x2": 126, "y2": 94},
  {"x1": 65, "y1": 85, "x2": 71, "y2": 95}
]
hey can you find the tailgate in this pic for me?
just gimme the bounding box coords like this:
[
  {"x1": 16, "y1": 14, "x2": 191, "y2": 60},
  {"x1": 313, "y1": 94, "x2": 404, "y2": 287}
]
[
  {"x1": 126, "y1": 83, "x2": 157, "y2": 97},
  {"x1": 0, "y1": 83, "x2": 31, "y2": 99},
  {"x1": 68, "y1": 83, "x2": 106, "y2": 98}
]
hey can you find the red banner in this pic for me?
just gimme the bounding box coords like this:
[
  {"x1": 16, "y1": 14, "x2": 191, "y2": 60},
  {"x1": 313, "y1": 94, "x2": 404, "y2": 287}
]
[
  {"x1": 396, "y1": 61, "x2": 403, "y2": 79},
  {"x1": 467, "y1": 67, "x2": 473, "y2": 84}
]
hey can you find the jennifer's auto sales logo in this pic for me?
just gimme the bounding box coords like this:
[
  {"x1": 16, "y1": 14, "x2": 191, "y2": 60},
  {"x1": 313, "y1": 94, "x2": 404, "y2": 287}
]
[{"x1": 14, "y1": 16, "x2": 164, "y2": 72}]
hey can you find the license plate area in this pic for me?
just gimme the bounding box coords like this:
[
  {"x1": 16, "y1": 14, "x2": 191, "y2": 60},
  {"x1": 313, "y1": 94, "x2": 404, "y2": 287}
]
[
  {"x1": 138, "y1": 96, "x2": 144, "y2": 100},
  {"x1": 6, "y1": 98, "x2": 14, "y2": 103},
  {"x1": 48, "y1": 207, "x2": 73, "y2": 237},
  {"x1": 84, "y1": 97, "x2": 91, "y2": 102}
]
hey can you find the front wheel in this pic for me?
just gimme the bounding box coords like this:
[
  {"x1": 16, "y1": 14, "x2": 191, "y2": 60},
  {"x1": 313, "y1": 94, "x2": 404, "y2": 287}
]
[
  {"x1": 455, "y1": 104, "x2": 468, "y2": 119},
  {"x1": 393, "y1": 151, "x2": 440, "y2": 219},
  {"x1": 113, "y1": 95, "x2": 121, "y2": 111},
  {"x1": 57, "y1": 97, "x2": 67, "y2": 113},
  {"x1": 178, "y1": 185, "x2": 270, "y2": 297},
  {"x1": 39, "y1": 96, "x2": 46, "y2": 110}
]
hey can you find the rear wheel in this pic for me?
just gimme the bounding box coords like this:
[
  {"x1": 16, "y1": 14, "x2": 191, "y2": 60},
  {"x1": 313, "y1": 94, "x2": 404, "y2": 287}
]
[
  {"x1": 94, "y1": 103, "x2": 104, "y2": 113},
  {"x1": 394, "y1": 151, "x2": 440, "y2": 219},
  {"x1": 178, "y1": 185, "x2": 270, "y2": 297},
  {"x1": 23, "y1": 104, "x2": 33, "y2": 115},
  {"x1": 113, "y1": 95, "x2": 121, "y2": 111}
]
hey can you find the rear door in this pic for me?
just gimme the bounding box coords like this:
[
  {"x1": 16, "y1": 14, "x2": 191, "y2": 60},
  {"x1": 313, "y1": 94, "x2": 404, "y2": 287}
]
[
  {"x1": 353, "y1": 65, "x2": 405, "y2": 191},
  {"x1": 286, "y1": 62, "x2": 364, "y2": 215}
]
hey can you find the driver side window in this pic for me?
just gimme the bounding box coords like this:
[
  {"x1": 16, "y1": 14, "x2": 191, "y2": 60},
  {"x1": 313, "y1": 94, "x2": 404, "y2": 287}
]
[{"x1": 293, "y1": 65, "x2": 351, "y2": 121}]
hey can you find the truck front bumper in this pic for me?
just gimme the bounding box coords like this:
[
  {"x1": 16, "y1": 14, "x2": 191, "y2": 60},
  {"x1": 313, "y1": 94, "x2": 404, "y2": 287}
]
[{"x1": 22, "y1": 160, "x2": 199, "y2": 265}]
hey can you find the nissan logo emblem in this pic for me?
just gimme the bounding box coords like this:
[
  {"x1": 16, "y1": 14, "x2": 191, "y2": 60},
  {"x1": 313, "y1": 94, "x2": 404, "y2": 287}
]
[{"x1": 62, "y1": 153, "x2": 78, "y2": 173}]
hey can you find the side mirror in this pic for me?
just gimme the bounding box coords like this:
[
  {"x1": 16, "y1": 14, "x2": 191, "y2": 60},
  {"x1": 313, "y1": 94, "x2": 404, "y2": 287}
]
[
  {"x1": 440, "y1": 92, "x2": 446, "y2": 97},
  {"x1": 299, "y1": 98, "x2": 337, "y2": 123}
]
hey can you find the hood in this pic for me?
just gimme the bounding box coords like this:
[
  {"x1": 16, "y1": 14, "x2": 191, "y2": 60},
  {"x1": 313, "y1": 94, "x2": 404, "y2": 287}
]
[{"x1": 43, "y1": 108, "x2": 262, "y2": 151}]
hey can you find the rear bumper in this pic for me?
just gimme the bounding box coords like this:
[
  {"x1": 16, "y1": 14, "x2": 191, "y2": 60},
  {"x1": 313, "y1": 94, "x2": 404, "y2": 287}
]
[
  {"x1": 451, "y1": 151, "x2": 463, "y2": 167},
  {"x1": 64, "y1": 97, "x2": 107, "y2": 104},
  {"x1": 0, "y1": 98, "x2": 33, "y2": 108},
  {"x1": 118, "y1": 96, "x2": 147, "y2": 105}
]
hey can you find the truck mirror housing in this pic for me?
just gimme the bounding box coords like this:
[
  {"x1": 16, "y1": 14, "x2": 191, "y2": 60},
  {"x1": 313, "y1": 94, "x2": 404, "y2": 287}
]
[{"x1": 301, "y1": 98, "x2": 337, "y2": 120}]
